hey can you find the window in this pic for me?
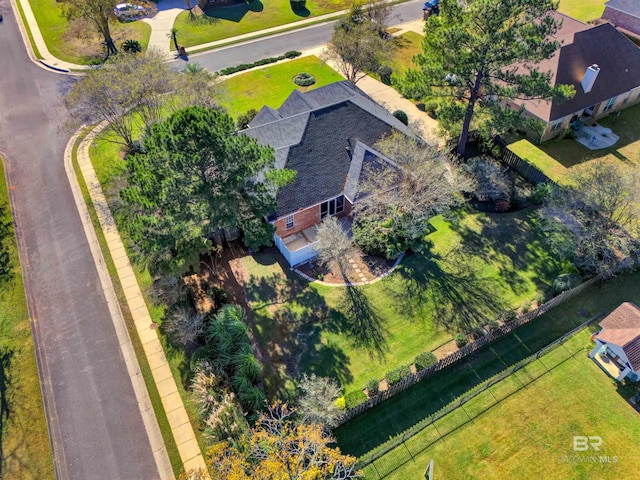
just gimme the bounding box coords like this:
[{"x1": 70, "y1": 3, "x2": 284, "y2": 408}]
[
  {"x1": 285, "y1": 215, "x2": 294, "y2": 230},
  {"x1": 320, "y1": 195, "x2": 345, "y2": 220},
  {"x1": 550, "y1": 120, "x2": 563, "y2": 132},
  {"x1": 603, "y1": 96, "x2": 617, "y2": 112}
]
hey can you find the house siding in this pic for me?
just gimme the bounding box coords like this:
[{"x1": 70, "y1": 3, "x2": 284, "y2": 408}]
[
  {"x1": 540, "y1": 85, "x2": 640, "y2": 142},
  {"x1": 603, "y1": 7, "x2": 640, "y2": 35},
  {"x1": 273, "y1": 198, "x2": 354, "y2": 238}
]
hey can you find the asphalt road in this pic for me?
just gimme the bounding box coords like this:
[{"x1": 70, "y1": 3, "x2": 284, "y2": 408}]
[
  {"x1": 0, "y1": 3, "x2": 161, "y2": 479},
  {"x1": 174, "y1": 0, "x2": 425, "y2": 72}
]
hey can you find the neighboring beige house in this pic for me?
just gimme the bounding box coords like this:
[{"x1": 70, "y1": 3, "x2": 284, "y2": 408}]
[
  {"x1": 589, "y1": 302, "x2": 640, "y2": 382},
  {"x1": 511, "y1": 12, "x2": 640, "y2": 142},
  {"x1": 602, "y1": 0, "x2": 640, "y2": 36},
  {"x1": 241, "y1": 81, "x2": 412, "y2": 267}
]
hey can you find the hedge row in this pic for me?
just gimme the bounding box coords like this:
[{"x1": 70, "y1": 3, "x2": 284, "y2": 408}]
[{"x1": 218, "y1": 51, "x2": 302, "y2": 75}]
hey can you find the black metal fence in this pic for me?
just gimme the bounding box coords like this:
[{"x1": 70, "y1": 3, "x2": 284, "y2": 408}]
[{"x1": 359, "y1": 319, "x2": 599, "y2": 479}]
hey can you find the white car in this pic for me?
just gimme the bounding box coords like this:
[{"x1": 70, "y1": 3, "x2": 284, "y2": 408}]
[{"x1": 114, "y1": 3, "x2": 144, "y2": 18}]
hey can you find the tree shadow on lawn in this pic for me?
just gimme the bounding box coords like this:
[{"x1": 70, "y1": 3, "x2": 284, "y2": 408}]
[
  {"x1": 205, "y1": 0, "x2": 264, "y2": 23},
  {"x1": 447, "y1": 208, "x2": 564, "y2": 296},
  {"x1": 389, "y1": 247, "x2": 508, "y2": 334},
  {"x1": 0, "y1": 347, "x2": 13, "y2": 475}
]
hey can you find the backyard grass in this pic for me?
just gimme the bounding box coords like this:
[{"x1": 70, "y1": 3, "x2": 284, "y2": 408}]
[
  {"x1": 240, "y1": 207, "x2": 569, "y2": 400},
  {"x1": 0, "y1": 161, "x2": 54, "y2": 479},
  {"x1": 558, "y1": 0, "x2": 606, "y2": 22},
  {"x1": 219, "y1": 56, "x2": 344, "y2": 117},
  {"x1": 334, "y1": 270, "x2": 640, "y2": 458},
  {"x1": 372, "y1": 330, "x2": 640, "y2": 479},
  {"x1": 27, "y1": 0, "x2": 150, "y2": 64},
  {"x1": 174, "y1": 0, "x2": 350, "y2": 48},
  {"x1": 508, "y1": 103, "x2": 640, "y2": 183}
]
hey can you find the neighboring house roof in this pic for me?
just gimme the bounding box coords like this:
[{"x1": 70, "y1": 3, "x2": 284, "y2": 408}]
[
  {"x1": 242, "y1": 81, "x2": 414, "y2": 218},
  {"x1": 598, "y1": 302, "x2": 640, "y2": 372},
  {"x1": 513, "y1": 14, "x2": 640, "y2": 122},
  {"x1": 605, "y1": 0, "x2": 640, "y2": 18}
]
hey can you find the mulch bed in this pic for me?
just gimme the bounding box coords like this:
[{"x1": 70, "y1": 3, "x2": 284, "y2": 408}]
[{"x1": 296, "y1": 254, "x2": 397, "y2": 284}]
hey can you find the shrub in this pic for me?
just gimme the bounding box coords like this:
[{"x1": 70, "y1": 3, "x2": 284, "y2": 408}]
[
  {"x1": 414, "y1": 352, "x2": 437, "y2": 372},
  {"x1": 284, "y1": 50, "x2": 302, "y2": 59},
  {"x1": 503, "y1": 309, "x2": 518, "y2": 322},
  {"x1": 335, "y1": 396, "x2": 346, "y2": 410},
  {"x1": 385, "y1": 365, "x2": 411, "y2": 387},
  {"x1": 470, "y1": 325, "x2": 486, "y2": 339},
  {"x1": 293, "y1": 72, "x2": 316, "y2": 87},
  {"x1": 290, "y1": 0, "x2": 306, "y2": 10},
  {"x1": 236, "y1": 109, "x2": 258, "y2": 130},
  {"x1": 424, "y1": 101, "x2": 439, "y2": 118},
  {"x1": 345, "y1": 390, "x2": 367, "y2": 409},
  {"x1": 531, "y1": 182, "x2": 554, "y2": 205},
  {"x1": 534, "y1": 291, "x2": 547, "y2": 304},
  {"x1": 521, "y1": 300, "x2": 532, "y2": 313},
  {"x1": 552, "y1": 273, "x2": 582, "y2": 295},
  {"x1": 392, "y1": 109, "x2": 409, "y2": 126},
  {"x1": 121, "y1": 39, "x2": 142, "y2": 54},
  {"x1": 454, "y1": 333, "x2": 468, "y2": 348},
  {"x1": 378, "y1": 65, "x2": 393, "y2": 84},
  {"x1": 218, "y1": 52, "x2": 297, "y2": 75},
  {"x1": 366, "y1": 378, "x2": 380, "y2": 396},
  {"x1": 488, "y1": 319, "x2": 500, "y2": 330}
]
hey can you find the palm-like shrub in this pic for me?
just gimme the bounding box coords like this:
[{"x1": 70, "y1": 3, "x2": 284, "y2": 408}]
[{"x1": 121, "y1": 39, "x2": 142, "y2": 54}]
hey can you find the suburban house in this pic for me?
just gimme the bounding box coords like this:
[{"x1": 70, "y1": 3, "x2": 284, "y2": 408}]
[
  {"x1": 241, "y1": 81, "x2": 414, "y2": 267},
  {"x1": 589, "y1": 302, "x2": 640, "y2": 382},
  {"x1": 602, "y1": 0, "x2": 640, "y2": 36},
  {"x1": 510, "y1": 12, "x2": 640, "y2": 142}
]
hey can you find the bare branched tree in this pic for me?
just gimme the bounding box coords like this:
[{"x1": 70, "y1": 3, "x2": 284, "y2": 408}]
[
  {"x1": 297, "y1": 374, "x2": 342, "y2": 430},
  {"x1": 164, "y1": 304, "x2": 207, "y2": 347},
  {"x1": 315, "y1": 217, "x2": 359, "y2": 276}
]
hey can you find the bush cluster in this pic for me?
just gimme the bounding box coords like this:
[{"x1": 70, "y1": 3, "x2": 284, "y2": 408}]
[
  {"x1": 290, "y1": 0, "x2": 306, "y2": 10},
  {"x1": 552, "y1": 273, "x2": 582, "y2": 295},
  {"x1": 366, "y1": 378, "x2": 380, "y2": 396},
  {"x1": 414, "y1": 352, "x2": 437, "y2": 372},
  {"x1": 454, "y1": 333, "x2": 468, "y2": 348},
  {"x1": 392, "y1": 109, "x2": 409, "y2": 126},
  {"x1": 385, "y1": 365, "x2": 412, "y2": 387},
  {"x1": 378, "y1": 65, "x2": 393, "y2": 85},
  {"x1": 218, "y1": 51, "x2": 302, "y2": 75},
  {"x1": 293, "y1": 72, "x2": 316, "y2": 87},
  {"x1": 345, "y1": 390, "x2": 367, "y2": 408}
]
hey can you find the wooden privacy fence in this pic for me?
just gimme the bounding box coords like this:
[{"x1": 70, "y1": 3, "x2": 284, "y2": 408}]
[
  {"x1": 492, "y1": 135, "x2": 554, "y2": 186},
  {"x1": 336, "y1": 275, "x2": 601, "y2": 425}
]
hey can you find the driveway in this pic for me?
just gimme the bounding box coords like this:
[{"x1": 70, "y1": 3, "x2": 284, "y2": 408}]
[{"x1": 0, "y1": 4, "x2": 163, "y2": 479}]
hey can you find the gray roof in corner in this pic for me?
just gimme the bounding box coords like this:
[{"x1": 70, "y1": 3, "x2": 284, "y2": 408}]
[
  {"x1": 605, "y1": 0, "x2": 640, "y2": 17},
  {"x1": 240, "y1": 81, "x2": 416, "y2": 218}
]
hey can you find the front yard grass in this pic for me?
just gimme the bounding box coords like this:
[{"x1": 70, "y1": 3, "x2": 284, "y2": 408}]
[
  {"x1": 0, "y1": 161, "x2": 54, "y2": 479},
  {"x1": 27, "y1": 0, "x2": 150, "y2": 64},
  {"x1": 508, "y1": 103, "x2": 640, "y2": 183},
  {"x1": 174, "y1": 0, "x2": 350, "y2": 48},
  {"x1": 241, "y1": 207, "x2": 569, "y2": 400},
  {"x1": 334, "y1": 270, "x2": 640, "y2": 458},
  {"x1": 219, "y1": 56, "x2": 344, "y2": 117},
  {"x1": 369, "y1": 327, "x2": 640, "y2": 480},
  {"x1": 558, "y1": 0, "x2": 606, "y2": 22}
]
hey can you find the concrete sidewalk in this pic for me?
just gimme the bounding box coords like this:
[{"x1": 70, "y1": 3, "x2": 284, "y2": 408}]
[{"x1": 73, "y1": 125, "x2": 208, "y2": 477}]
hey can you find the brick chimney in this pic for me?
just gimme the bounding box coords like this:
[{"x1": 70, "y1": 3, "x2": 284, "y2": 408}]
[{"x1": 581, "y1": 64, "x2": 600, "y2": 93}]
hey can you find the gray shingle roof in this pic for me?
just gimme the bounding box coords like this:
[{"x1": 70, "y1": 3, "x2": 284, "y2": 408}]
[
  {"x1": 605, "y1": 0, "x2": 640, "y2": 17},
  {"x1": 240, "y1": 81, "x2": 415, "y2": 218}
]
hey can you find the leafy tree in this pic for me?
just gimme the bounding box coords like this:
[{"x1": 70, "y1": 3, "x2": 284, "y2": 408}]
[
  {"x1": 236, "y1": 109, "x2": 259, "y2": 130},
  {"x1": 315, "y1": 216, "x2": 359, "y2": 276},
  {"x1": 120, "y1": 107, "x2": 279, "y2": 272},
  {"x1": 121, "y1": 39, "x2": 142, "y2": 54},
  {"x1": 541, "y1": 161, "x2": 640, "y2": 278},
  {"x1": 400, "y1": 0, "x2": 574, "y2": 155},
  {"x1": 197, "y1": 402, "x2": 359, "y2": 480},
  {"x1": 297, "y1": 374, "x2": 343, "y2": 430},
  {"x1": 323, "y1": 1, "x2": 393, "y2": 83},
  {"x1": 63, "y1": 0, "x2": 155, "y2": 56}
]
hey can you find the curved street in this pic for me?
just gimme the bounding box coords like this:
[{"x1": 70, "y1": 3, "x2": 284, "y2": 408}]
[{"x1": 0, "y1": 3, "x2": 165, "y2": 479}]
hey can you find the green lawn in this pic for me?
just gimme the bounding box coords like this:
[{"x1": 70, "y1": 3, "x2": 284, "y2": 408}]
[
  {"x1": 240, "y1": 207, "x2": 568, "y2": 400},
  {"x1": 175, "y1": 0, "x2": 350, "y2": 48},
  {"x1": 27, "y1": 0, "x2": 150, "y2": 64},
  {"x1": 0, "y1": 162, "x2": 54, "y2": 479},
  {"x1": 370, "y1": 329, "x2": 640, "y2": 480},
  {"x1": 334, "y1": 270, "x2": 640, "y2": 458},
  {"x1": 558, "y1": 0, "x2": 606, "y2": 22},
  {"x1": 219, "y1": 56, "x2": 344, "y2": 117},
  {"x1": 508, "y1": 103, "x2": 640, "y2": 183}
]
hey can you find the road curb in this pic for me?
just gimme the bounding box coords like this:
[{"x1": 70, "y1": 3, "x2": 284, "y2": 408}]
[{"x1": 38, "y1": 60, "x2": 70, "y2": 73}]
